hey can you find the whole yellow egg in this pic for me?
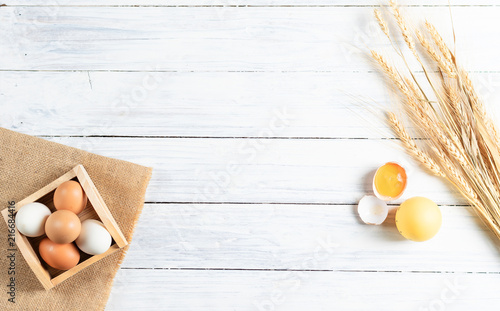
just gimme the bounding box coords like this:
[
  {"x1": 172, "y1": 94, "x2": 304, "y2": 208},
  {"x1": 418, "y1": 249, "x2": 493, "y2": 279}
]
[
  {"x1": 53, "y1": 180, "x2": 87, "y2": 215},
  {"x1": 395, "y1": 197, "x2": 442, "y2": 242}
]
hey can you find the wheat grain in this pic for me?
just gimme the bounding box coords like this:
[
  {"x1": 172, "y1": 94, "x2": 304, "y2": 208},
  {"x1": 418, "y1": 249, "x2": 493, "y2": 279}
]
[
  {"x1": 425, "y1": 21, "x2": 452, "y2": 63},
  {"x1": 374, "y1": 9, "x2": 390, "y2": 39},
  {"x1": 444, "y1": 81, "x2": 463, "y2": 117},
  {"x1": 461, "y1": 69, "x2": 500, "y2": 155},
  {"x1": 371, "y1": 50, "x2": 410, "y2": 97},
  {"x1": 387, "y1": 112, "x2": 445, "y2": 177},
  {"x1": 416, "y1": 30, "x2": 455, "y2": 77},
  {"x1": 389, "y1": 0, "x2": 418, "y2": 58},
  {"x1": 432, "y1": 146, "x2": 478, "y2": 202},
  {"x1": 403, "y1": 76, "x2": 424, "y2": 99}
]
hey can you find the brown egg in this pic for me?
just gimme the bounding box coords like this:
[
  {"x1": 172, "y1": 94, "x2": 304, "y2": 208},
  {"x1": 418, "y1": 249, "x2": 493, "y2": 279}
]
[
  {"x1": 45, "y1": 210, "x2": 81, "y2": 244},
  {"x1": 53, "y1": 180, "x2": 87, "y2": 214},
  {"x1": 39, "y1": 238, "x2": 80, "y2": 270}
]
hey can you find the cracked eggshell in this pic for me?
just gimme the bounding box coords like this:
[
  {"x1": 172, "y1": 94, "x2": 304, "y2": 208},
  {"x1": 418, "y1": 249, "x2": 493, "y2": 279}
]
[{"x1": 357, "y1": 195, "x2": 389, "y2": 225}]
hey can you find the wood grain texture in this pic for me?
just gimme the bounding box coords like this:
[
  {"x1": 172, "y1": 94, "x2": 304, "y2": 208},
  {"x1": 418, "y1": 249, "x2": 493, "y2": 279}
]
[
  {"x1": 0, "y1": 71, "x2": 392, "y2": 138},
  {"x1": 1, "y1": 6, "x2": 500, "y2": 72},
  {"x1": 3, "y1": 71, "x2": 499, "y2": 139},
  {"x1": 106, "y1": 269, "x2": 500, "y2": 310},
  {"x1": 4, "y1": 0, "x2": 500, "y2": 6},
  {"x1": 41, "y1": 136, "x2": 463, "y2": 205},
  {"x1": 121, "y1": 204, "x2": 500, "y2": 272}
]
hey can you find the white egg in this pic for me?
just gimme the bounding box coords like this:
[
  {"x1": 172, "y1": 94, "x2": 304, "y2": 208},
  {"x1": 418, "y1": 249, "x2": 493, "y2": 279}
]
[
  {"x1": 76, "y1": 219, "x2": 112, "y2": 255},
  {"x1": 357, "y1": 195, "x2": 389, "y2": 225},
  {"x1": 15, "y1": 202, "x2": 52, "y2": 237}
]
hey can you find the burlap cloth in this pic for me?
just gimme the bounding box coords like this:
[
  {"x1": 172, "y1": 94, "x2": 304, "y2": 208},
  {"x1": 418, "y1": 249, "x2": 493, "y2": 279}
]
[{"x1": 0, "y1": 128, "x2": 153, "y2": 310}]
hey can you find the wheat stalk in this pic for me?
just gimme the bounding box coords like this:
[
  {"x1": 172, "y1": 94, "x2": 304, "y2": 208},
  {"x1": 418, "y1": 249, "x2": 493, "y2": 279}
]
[
  {"x1": 416, "y1": 30, "x2": 455, "y2": 77},
  {"x1": 387, "y1": 112, "x2": 445, "y2": 177},
  {"x1": 373, "y1": 1, "x2": 500, "y2": 242},
  {"x1": 390, "y1": 0, "x2": 418, "y2": 58},
  {"x1": 374, "y1": 9, "x2": 390, "y2": 39},
  {"x1": 371, "y1": 50, "x2": 411, "y2": 97},
  {"x1": 425, "y1": 21, "x2": 452, "y2": 63}
]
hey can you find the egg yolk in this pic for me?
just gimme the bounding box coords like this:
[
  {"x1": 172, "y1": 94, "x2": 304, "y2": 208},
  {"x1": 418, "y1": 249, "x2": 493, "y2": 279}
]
[{"x1": 374, "y1": 162, "x2": 407, "y2": 199}]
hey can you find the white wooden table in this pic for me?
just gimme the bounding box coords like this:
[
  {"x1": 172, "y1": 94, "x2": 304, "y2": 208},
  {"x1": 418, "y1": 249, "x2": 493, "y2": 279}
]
[{"x1": 2, "y1": 0, "x2": 500, "y2": 309}]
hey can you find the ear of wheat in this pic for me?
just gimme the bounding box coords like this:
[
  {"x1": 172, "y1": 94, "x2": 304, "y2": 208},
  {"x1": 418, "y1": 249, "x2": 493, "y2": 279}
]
[{"x1": 372, "y1": 1, "x2": 500, "y2": 240}]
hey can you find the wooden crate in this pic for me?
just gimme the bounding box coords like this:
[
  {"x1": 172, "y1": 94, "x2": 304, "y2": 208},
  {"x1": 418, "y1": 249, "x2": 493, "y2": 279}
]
[{"x1": 1, "y1": 165, "x2": 128, "y2": 290}]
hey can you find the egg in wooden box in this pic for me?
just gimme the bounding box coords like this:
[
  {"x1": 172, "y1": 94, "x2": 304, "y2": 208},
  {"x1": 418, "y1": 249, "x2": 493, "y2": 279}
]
[
  {"x1": 39, "y1": 238, "x2": 80, "y2": 271},
  {"x1": 76, "y1": 219, "x2": 112, "y2": 255},
  {"x1": 45, "y1": 210, "x2": 82, "y2": 245},
  {"x1": 15, "y1": 202, "x2": 51, "y2": 238},
  {"x1": 1, "y1": 165, "x2": 128, "y2": 290},
  {"x1": 54, "y1": 180, "x2": 87, "y2": 215}
]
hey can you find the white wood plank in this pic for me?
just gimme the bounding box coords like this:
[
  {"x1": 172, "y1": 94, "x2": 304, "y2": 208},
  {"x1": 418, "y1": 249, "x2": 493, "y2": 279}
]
[
  {"x1": 39, "y1": 137, "x2": 464, "y2": 205},
  {"x1": 4, "y1": 0, "x2": 499, "y2": 6},
  {"x1": 1, "y1": 6, "x2": 499, "y2": 71},
  {"x1": 122, "y1": 203, "x2": 500, "y2": 272},
  {"x1": 4, "y1": 71, "x2": 499, "y2": 139},
  {"x1": 106, "y1": 269, "x2": 500, "y2": 310},
  {"x1": 0, "y1": 70, "x2": 392, "y2": 138}
]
